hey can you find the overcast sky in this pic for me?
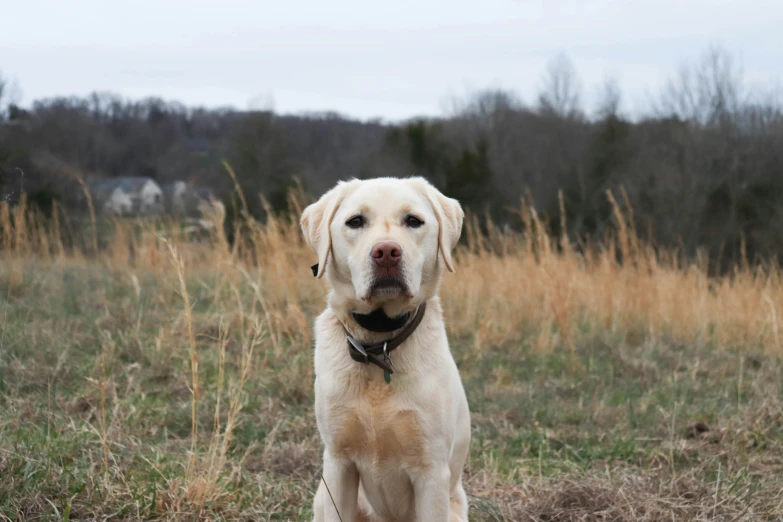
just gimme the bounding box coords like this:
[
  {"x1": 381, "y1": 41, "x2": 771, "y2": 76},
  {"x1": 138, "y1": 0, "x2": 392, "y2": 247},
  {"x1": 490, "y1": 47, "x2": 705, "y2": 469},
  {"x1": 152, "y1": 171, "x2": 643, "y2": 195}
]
[{"x1": 2, "y1": 0, "x2": 781, "y2": 121}]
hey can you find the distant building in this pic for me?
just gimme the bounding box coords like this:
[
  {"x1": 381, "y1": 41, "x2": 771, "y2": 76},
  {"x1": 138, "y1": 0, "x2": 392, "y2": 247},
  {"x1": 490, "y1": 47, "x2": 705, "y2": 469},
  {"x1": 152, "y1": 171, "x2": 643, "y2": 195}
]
[
  {"x1": 162, "y1": 181, "x2": 222, "y2": 217},
  {"x1": 88, "y1": 177, "x2": 164, "y2": 216},
  {"x1": 162, "y1": 181, "x2": 189, "y2": 214}
]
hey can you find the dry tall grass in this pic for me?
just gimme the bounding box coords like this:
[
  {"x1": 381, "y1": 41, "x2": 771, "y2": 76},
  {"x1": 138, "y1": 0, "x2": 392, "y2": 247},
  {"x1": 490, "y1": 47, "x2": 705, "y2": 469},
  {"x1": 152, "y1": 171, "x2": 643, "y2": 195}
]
[
  {"x1": 3, "y1": 187, "x2": 779, "y2": 356},
  {"x1": 1, "y1": 187, "x2": 782, "y2": 520}
]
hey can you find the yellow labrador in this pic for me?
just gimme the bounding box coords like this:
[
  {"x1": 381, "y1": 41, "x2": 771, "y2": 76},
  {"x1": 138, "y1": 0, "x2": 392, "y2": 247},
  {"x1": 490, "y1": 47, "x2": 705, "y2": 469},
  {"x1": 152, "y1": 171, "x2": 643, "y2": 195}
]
[{"x1": 301, "y1": 177, "x2": 471, "y2": 522}]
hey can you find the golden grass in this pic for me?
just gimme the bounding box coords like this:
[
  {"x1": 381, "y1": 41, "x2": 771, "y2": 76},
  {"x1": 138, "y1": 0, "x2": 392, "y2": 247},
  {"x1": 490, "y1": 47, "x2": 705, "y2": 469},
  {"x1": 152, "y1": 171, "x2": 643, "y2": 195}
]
[
  {"x1": 2, "y1": 186, "x2": 782, "y2": 358},
  {"x1": 1, "y1": 185, "x2": 782, "y2": 519}
]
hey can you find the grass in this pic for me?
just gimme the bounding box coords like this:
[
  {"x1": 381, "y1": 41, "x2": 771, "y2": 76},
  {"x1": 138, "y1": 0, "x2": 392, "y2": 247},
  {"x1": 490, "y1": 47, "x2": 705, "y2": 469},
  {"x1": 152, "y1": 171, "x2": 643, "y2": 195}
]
[{"x1": 0, "y1": 188, "x2": 782, "y2": 520}]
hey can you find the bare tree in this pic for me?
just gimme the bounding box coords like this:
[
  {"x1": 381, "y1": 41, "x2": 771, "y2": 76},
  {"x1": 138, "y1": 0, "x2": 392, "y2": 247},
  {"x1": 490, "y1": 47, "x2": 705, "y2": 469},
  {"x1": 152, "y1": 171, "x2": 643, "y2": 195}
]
[
  {"x1": 0, "y1": 72, "x2": 6, "y2": 121},
  {"x1": 0, "y1": 72, "x2": 22, "y2": 121},
  {"x1": 658, "y1": 45, "x2": 744, "y2": 125},
  {"x1": 595, "y1": 76, "x2": 622, "y2": 120},
  {"x1": 537, "y1": 53, "x2": 583, "y2": 119}
]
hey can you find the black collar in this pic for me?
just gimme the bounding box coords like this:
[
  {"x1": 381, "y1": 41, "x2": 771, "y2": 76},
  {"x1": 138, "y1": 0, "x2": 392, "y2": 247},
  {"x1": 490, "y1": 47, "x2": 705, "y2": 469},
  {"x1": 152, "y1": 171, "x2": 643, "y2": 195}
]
[
  {"x1": 352, "y1": 307, "x2": 411, "y2": 333},
  {"x1": 311, "y1": 260, "x2": 427, "y2": 375},
  {"x1": 345, "y1": 302, "x2": 427, "y2": 374}
]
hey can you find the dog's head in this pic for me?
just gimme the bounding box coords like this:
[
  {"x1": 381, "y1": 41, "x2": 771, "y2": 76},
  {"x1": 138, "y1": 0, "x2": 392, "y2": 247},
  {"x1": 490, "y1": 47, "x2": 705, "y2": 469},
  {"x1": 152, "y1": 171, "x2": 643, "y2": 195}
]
[{"x1": 300, "y1": 177, "x2": 463, "y2": 312}]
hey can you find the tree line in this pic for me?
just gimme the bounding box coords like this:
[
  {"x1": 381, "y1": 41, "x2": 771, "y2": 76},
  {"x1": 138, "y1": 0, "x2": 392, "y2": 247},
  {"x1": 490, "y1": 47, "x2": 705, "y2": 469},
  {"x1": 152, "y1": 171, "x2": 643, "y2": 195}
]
[{"x1": 2, "y1": 46, "x2": 782, "y2": 270}]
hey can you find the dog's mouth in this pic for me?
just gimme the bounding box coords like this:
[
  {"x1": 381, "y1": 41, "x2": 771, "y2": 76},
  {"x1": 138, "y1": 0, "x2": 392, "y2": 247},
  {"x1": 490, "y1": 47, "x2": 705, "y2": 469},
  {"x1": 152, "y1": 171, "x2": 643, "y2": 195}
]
[{"x1": 367, "y1": 275, "x2": 410, "y2": 299}]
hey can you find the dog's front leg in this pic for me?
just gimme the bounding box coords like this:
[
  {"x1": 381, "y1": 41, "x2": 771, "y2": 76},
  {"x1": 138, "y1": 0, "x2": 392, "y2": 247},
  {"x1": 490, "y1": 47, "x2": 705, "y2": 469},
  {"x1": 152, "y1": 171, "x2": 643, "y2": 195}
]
[
  {"x1": 320, "y1": 452, "x2": 358, "y2": 522},
  {"x1": 413, "y1": 467, "x2": 451, "y2": 521}
]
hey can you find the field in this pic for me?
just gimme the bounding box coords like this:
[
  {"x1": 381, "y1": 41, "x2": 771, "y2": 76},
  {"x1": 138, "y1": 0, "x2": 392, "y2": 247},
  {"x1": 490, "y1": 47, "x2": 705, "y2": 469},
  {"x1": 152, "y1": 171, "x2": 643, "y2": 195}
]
[{"x1": 1, "y1": 193, "x2": 783, "y2": 521}]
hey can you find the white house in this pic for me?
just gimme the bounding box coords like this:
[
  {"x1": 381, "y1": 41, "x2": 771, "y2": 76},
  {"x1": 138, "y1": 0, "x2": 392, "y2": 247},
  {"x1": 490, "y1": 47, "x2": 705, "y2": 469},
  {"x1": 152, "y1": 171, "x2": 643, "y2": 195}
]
[
  {"x1": 162, "y1": 181, "x2": 222, "y2": 217},
  {"x1": 162, "y1": 181, "x2": 188, "y2": 214},
  {"x1": 89, "y1": 177, "x2": 164, "y2": 216}
]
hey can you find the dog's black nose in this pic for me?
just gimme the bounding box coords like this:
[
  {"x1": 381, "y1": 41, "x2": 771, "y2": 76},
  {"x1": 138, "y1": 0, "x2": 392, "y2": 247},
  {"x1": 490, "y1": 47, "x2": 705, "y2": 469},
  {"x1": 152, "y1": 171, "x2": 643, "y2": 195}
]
[{"x1": 371, "y1": 241, "x2": 402, "y2": 269}]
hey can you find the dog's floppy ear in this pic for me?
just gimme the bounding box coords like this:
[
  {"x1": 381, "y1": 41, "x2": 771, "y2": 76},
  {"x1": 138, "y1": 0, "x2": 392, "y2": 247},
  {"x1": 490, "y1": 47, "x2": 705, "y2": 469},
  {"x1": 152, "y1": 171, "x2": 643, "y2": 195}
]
[
  {"x1": 416, "y1": 179, "x2": 464, "y2": 273},
  {"x1": 300, "y1": 181, "x2": 353, "y2": 279}
]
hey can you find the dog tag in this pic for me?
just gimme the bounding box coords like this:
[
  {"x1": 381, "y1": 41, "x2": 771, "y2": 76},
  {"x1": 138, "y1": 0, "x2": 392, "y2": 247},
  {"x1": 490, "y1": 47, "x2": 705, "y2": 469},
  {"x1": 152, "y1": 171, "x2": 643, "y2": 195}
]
[{"x1": 384, "y1": 370, "x2": 391, "y2": 384}]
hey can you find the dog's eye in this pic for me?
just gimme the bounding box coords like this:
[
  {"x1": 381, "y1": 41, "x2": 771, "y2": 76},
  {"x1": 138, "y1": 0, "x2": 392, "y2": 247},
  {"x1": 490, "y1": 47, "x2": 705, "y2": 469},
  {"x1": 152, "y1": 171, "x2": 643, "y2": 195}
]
[
  {"x1": 405, "y1": 215, "x2": 424, "y2": 228},
  {"x1": 346, "y1": 215, "x2": 365, "y2": 229}
]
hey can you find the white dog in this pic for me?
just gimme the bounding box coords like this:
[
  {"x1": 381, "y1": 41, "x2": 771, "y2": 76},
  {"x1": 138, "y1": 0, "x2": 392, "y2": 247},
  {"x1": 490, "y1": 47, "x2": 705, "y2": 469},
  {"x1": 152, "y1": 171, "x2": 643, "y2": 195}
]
[{"x1": 301, "y1": 177, "x2": 471, "y2": 522}]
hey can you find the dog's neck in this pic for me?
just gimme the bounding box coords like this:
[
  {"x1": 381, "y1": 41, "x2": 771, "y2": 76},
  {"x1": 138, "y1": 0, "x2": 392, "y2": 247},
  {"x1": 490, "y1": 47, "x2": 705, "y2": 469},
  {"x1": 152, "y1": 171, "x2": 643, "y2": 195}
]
[
  {"x1": 329, "y1": 294, "x2": 425, "y2": 344},
  {"x1": 352, "y1": 307, "x2": 412, "y2": 333}
]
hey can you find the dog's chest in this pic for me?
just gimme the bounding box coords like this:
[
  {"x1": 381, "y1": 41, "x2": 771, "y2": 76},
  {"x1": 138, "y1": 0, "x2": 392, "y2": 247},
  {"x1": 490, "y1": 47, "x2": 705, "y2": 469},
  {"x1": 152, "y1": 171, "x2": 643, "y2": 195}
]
[{"x1": 327, "y1": 382, "x2": 431, "y2": 470}]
